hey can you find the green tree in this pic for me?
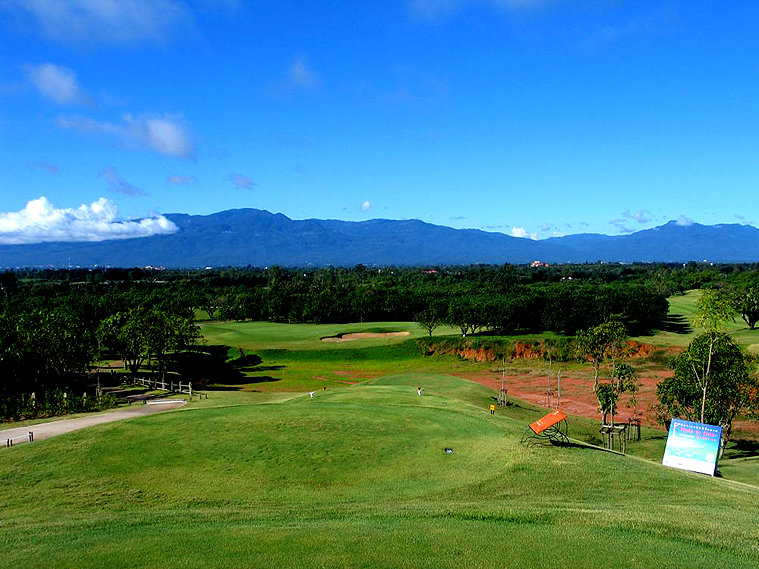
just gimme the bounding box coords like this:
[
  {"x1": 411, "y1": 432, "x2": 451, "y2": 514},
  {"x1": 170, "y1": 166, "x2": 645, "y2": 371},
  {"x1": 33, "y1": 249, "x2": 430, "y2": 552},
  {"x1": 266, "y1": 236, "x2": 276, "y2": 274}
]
[
  {"x1": 415, "y1": 309, "x2": 440, "y2": 336},
  {"x1": 575, "y1": 319, "x2": 628, "y2": 424},
  {"x1": 200, "y1": 292, "x2": 227, "y2": 320},
  {"x1": 731, "y1": 282, "x2": 759, "y2": 330},
  {"x1": 575, "y1": 319, "x2": 627, "y2": 390},
  {"x1": 446, "y1": 297, "x2": 486, "y2": 337},
  {"x1": 97, "y1": 311, "x2": 150, "y2": 377},
  {"x1": 682, "y1": 288, "x2": 740, "y2": 424},
  {"x1": 142, "y1": 307, "x2": 200, "y2": 381},
  {"x1": 657, "y1": 332, "x2": 756, "y2": 444},
  {"x1": 595, "y1": 363, "x2": 639, "y2": 424},
  {"x1": 693, "y1": 289, "x2": 735, "y2": 332}
]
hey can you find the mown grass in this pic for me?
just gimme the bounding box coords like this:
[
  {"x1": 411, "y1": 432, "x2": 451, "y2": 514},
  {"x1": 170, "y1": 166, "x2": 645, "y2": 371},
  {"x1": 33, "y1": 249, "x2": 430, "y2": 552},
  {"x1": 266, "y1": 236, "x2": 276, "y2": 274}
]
[
  {"x1": 3, "y1": 372, "x2": 759, "y2": 568},
  {"x1": 200, "y1": 320, "x2": 460, "y2": 352},
  {"x1": 633, "y1": 289, "x2": 759, "y2": 349},
  {"x1": 194, "y1": 316, "x2": 759, "y2": 485},
  {"x1": 198, "y1": 320, "x2": 505, "y2": 392}
]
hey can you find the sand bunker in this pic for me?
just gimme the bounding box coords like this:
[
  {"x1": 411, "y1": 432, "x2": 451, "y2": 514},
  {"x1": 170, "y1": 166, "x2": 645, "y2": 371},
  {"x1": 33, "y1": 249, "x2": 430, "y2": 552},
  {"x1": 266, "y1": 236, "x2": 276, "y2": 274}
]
[{"x1": 321, "y1": 331, "x2": 411, "y2": 342}]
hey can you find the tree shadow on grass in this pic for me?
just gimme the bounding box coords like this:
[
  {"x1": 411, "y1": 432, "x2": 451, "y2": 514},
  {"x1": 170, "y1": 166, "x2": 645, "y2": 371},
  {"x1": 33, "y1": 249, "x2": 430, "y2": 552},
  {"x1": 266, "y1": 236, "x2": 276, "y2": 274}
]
[
  {"x1": 724, "y1": 439, "x2": 759, "y2": 460},
  {"x1": 246, "y1": 376, "x2": 282, "y2": 384},
  {"x1": 658, "y1": 314, "x2": 692, "y2": 335},
  {"x1": 171, "y1": 345, "x2": 286, "y2": 386},
  {"x1": 554, "y1": 440, "x2": 628, "y2": 456},
  {"x1": 207, "y1": 375, "x2": 282, "y2": 390}
]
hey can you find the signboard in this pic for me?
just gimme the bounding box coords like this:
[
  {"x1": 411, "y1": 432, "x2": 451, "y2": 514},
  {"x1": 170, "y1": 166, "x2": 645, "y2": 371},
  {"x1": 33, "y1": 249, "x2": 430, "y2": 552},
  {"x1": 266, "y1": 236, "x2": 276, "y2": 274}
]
[{"x1": 662, "y1": 419, "x2": 722, "y2": 476}]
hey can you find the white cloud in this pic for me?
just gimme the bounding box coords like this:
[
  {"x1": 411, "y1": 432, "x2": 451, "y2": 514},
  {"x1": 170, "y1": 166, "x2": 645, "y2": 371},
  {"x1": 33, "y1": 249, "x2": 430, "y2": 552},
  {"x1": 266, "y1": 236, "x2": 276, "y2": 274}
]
[
  {"x1": 360, "y1": 200, "x2": 372, "y2": 212},
  {"x1": 56, "y1": 113, "x2": 195, "y2": 159},
  {"x1": 622, "y1": 209, "x2": 651, "y2": 224},
  {"x1": 511, "y1": 226, "x2": 537, "y2": 240},
  {"x1": 676, "y1": 215, "x2": 694, "y2": 226},
  {"x1": 289, "y1": 57, "x2": 320, "y2": 89},
  {"x1": 8, "y1": 0, "x2": 191, "y2": 46},
  {"x1": 268, "y1": 57, "x2": 321, "y2": 96},
  {"x1": 167, "y1": 174, "x2": 197, "y2": 185},
  {"x1": 229, "y1": 172, "x2": 256, "y2": 189},
  {"x1": 32, "y1": 161, "x2": 61, "y2": 174},
  {"x1": 609, "y1": 218, "x2": 634, "y2": 234},
  {"x1": 99, "y1": 167, "x2": 145, "y2": 197},
  {"x1": 0, "y1": 196, "x2": 177, "y2": 244},
  {"x1": 24, "y1": 63, "x2": 88, "y2": 105},
  {"x1": 409, "y1": 0, "x2": 552, "y2": 20},
  {"x1": 610, "y1": 210, "x2": 652, "y2": 234}
]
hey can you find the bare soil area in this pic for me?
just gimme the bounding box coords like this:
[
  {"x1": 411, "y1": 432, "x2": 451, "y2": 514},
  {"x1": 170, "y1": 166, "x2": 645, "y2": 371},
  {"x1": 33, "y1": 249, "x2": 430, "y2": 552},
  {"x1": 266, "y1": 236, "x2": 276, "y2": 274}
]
[{"x1": 455, "y1": 365, "x2": 671, "y2": 426}]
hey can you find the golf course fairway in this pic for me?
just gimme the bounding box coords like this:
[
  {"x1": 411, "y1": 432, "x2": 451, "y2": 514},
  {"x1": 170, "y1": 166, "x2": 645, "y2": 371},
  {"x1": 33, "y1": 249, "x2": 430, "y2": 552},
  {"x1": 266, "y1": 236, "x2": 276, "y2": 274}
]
[{"x1": 2, "y1": 373, "x2": 758, "y2": 568}]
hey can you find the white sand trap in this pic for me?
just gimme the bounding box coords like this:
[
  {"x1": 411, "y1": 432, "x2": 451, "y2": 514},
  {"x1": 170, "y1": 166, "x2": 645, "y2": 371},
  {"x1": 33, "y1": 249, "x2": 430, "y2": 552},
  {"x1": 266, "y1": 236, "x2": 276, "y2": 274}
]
[{"x1": 321, "y1": 331, "x2": 411, "y2": 342}]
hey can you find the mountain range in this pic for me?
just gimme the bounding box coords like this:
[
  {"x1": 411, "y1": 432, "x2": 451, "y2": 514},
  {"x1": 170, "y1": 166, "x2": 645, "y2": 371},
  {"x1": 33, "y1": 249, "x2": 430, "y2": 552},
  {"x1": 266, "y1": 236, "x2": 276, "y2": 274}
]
[{"x1": 2, "y1": 208, "x2": 758, "y2": 268}]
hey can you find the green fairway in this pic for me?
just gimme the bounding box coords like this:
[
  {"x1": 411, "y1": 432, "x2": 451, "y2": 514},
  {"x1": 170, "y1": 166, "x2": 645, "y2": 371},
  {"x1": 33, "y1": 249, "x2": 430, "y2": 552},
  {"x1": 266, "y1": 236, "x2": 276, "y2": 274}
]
[
  {"x1": 200, "y1": 320, "x2": 460, "y2": 351},
  {"x1": 633, "y1": 289, "x2": 759, "y2": 349},
  {"x1": 196, "y1": 320, "x2": 493, "y2": 391},
  {"x1": 2, "y1": 373, "x2": 759, "y2": 568}
]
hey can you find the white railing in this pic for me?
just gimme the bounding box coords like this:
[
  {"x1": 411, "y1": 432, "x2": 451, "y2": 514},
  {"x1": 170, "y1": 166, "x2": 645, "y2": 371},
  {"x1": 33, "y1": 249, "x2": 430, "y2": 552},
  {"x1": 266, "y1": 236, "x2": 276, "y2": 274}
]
[
  {"x1": 6, "y1": 432, "x2": 34, "y2": 448},
  {"x1": 132, "y1": 377, "x2": 192, "y2": 395}
]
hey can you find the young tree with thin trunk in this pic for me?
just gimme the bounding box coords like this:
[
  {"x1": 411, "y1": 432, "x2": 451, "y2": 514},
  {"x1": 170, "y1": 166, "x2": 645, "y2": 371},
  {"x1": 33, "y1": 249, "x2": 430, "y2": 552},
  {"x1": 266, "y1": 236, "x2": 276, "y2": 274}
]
[{"x1": 575, "y1": 319, "x2": 628, "y2": 425}]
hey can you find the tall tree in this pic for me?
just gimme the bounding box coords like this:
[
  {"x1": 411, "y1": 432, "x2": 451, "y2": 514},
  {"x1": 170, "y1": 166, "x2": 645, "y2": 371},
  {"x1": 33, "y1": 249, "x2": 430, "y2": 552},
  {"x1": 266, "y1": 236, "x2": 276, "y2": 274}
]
[
  {"x1": 575, "y1": 319, "x2": 628, "y2": 424},
  {"x1": 731, "y1": 282, "x2": 759, "y2": 330},
  {"x1": 689, "y1": 288, "x2": 737, "y2": 422},
  {"x1": 657, "y1": 332, "x2": 756, "y2": 444},
  {"x1": 415, "y1": 309, "x2": 440, "y2": 337},
  {"x1": 97, "y1": 311, "x2": 150, "y2": 377}
]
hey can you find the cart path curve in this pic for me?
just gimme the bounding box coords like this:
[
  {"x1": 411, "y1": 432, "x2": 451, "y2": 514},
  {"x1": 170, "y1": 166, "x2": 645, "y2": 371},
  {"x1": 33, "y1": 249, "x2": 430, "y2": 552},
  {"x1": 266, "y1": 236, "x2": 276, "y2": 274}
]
[{"x1": 0, "y1": 401, "x2": 185, "y2": 447}]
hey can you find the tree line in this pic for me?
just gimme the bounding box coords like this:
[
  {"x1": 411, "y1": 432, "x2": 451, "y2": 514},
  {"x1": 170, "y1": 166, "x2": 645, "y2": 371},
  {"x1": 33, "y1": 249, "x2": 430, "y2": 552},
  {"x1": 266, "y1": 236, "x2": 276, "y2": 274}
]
[
  {"x1": 7, "y1": 262, "x2": 759, "y2": 425},
  {"x1": 0, "y1": 289, "x2": 198, "y2": 421}
]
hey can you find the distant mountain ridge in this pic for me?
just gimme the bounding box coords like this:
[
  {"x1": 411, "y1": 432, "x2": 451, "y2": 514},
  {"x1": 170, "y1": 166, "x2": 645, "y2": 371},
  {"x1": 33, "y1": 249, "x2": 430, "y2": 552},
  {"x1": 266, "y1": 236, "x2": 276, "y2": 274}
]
[{"x1": 1, "y1": 209, "x2": 758, "y2": 268}]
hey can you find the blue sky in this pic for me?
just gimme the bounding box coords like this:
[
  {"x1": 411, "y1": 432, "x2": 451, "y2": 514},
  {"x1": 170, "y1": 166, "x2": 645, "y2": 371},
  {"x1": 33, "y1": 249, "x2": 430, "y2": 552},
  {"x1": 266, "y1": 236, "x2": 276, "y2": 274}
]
[{"x1": 1, "y1": 1, "x2": 758, "y2": 243}]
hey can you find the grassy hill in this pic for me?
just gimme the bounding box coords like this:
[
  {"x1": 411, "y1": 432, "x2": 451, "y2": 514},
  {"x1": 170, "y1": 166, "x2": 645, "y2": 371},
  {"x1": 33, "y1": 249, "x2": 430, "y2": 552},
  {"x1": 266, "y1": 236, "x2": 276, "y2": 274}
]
[{"x1": 2, "y1": 372, "x2": 759, "y2": 568}]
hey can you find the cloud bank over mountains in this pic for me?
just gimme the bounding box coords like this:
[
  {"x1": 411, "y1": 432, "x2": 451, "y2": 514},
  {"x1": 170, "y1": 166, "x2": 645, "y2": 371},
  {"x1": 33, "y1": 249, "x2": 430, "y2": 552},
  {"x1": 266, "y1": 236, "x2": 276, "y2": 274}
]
[{"x1": 0, "y1": 197, "x2": 178, "y2": 244}]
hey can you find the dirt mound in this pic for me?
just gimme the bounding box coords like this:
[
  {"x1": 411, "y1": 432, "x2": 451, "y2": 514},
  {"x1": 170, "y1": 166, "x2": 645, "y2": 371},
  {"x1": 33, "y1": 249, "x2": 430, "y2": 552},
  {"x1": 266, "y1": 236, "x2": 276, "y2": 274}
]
[
  {"x1": 321, "y1": 332, "x2": 411, "y2": 342},
  {"x1": 512, "y1": 342, "x2": 542, "y2": 359},
  {"x1": 422, "y1": 344, "x2": 497, "y2": 362}
]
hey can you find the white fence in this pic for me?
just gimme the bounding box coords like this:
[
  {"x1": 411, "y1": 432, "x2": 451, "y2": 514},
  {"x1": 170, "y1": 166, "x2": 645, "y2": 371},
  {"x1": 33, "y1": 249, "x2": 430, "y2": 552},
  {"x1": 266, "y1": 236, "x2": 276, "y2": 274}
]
[
  {"x1": 133, "y1": 377, "x2": 192, "y2": 395},
  {"x1": 6, "y1": 432, "x2": 34, "y2": 448}
]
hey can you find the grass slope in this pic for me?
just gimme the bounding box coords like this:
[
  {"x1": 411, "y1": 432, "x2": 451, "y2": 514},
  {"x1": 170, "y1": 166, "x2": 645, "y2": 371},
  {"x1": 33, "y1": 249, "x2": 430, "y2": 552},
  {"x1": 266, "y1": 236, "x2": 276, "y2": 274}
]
[
  {"x1": 634, "y1": 289, "x2": 759, "y2": 350},
  {"x1": 2, "y1": 373, "x2": 759, "y2": 568}
]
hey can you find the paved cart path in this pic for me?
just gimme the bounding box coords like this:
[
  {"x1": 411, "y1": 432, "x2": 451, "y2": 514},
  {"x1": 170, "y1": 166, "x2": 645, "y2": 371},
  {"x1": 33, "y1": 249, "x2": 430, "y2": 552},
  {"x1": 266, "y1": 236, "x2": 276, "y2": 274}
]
[{"x1": 1, "y1": 401, "x2": 185, "y2": 447}]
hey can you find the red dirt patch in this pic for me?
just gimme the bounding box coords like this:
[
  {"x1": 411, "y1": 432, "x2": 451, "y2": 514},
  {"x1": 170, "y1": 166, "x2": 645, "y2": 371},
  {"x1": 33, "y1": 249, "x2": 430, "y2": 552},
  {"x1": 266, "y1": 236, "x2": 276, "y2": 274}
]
[
  {"x1": 456, "y1": 366, "x2": 674, "y2": 427},
  {"x1": 512, "y1": 342, "x2": 542, "y2": 359},
  {"x1": 424, "y1": 340, "x2": 668, "y2": 363}
]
